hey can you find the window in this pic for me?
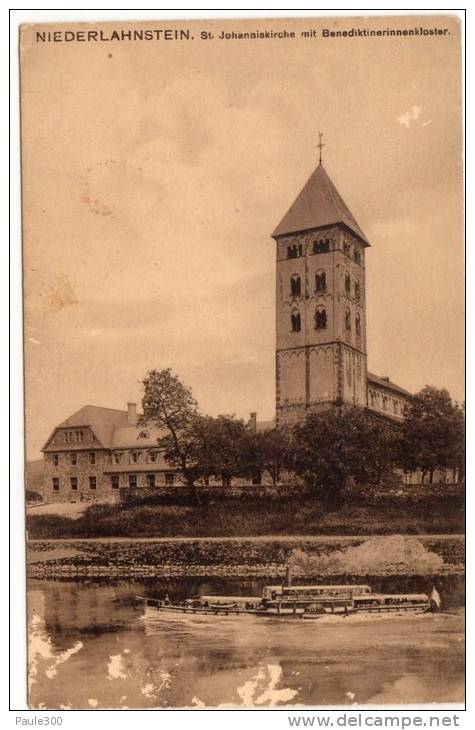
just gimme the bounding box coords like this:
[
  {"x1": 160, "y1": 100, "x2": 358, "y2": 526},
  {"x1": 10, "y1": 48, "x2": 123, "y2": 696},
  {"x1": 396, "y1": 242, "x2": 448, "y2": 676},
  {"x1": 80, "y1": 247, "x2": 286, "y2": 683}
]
[
  {"x1": 355, "y1": 313, "x2": 361, "y2": 336},
  {"x1": 315, "y1": 271, "x2": 326, "y2": 292},
  {"x1": 345, "y1": 309, "x2": 352, "y2": 331},
  {"x1": 70, "y1": 477, "x2": 78, "y2": 491},
  {"x1": 290, "y1": 275, "x2": 301, "y2": 297},
  {"x1": 89, "y1": 452, "x2": 96, "y2": 465},
  {"x1": 73, "y1": 430, "x2": 83, "y2": 443},
  {"x1": 63, "y1": 431, "x2": 72, "y2": 444},
  {"x1": 89, "y1": 476, "x2": 97, "y2": 490},
  {"x1": 165, "y1": 473, "x2": 174, "y2": 486},
  {"x1": 252, "y1": 472, "x2": 262, "y2": 486},
  {"x1": 53, "y1": 454, "x2": 59, "y2": 466},
  {"x1": 52, "y1": 478, "x2": 59, "y2": 492},
  {"x1": 129, "y1": 474, "x2": 137, "y2": 488},
  {"x1": 111, "y1": 475, "x2": 120, "y2": 490},
  {"x1": 354, "y1": 248, "x2": 361, "y2": 265},
  {"x1": 138, "y1": 430, "x2": 149, "y2": 439},
  {"x1": 130, "y1": 451, "x2": 140, "y2": 464},
  {"x1": 291, "y1": 310, "x2": 301, "y2": 332},
  {"x1": 313, "y1": 238, "x2": 330, "y2": 254},
  {"x1": 343, "y1": 239, "x2": 351, "y2": 257},
  {"x1": 113, "y1": 452, "x2": 122, "y2": 464},
  {"x1": 149, "y1": 451, "x2": 157, "y2": 463},
  {"x1": 222, "y1": 475, "x2": 231, "y2": 487},
  {"x1": 315, "y1": 308, "x2": 327, "y2": 330},
  {"x1": 355, "y1": 281, "x2": 360, "y2": 300},
  {"x1": 146, "y1": 473, "x2": 156, "y2": 488},
  {"x1": 287, "y1": 243, "x2": 301, "y2": 259},
  {"x1": 70, "y1": 453, "x2": 77, "y2": 465},
  {"x1": 345, "y1": 273, "x2": 351, "y2": 294}
]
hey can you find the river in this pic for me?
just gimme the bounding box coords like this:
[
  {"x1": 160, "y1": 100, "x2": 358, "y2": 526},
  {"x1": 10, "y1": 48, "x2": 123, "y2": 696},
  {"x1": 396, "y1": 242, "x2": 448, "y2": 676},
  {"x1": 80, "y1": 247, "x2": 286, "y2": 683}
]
[{"x1": 27, "y1": 574, "x2": 464, "y2": 709}]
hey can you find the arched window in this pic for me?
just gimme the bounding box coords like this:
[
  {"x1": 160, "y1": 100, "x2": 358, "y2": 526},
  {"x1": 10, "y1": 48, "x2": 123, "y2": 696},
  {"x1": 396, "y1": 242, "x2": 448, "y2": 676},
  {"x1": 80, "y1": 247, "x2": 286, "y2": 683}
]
[
  {"x1": 345, "y1": 308, "x2": 351, "y2": 331},
  {"x1": 315, "y1": 307, "x2": 327, "y2": 330},
  {"x1": 315, "y1": 270, "x2": 326, "y2": 292},
  {"x1": 355, "y1": 280, "x2": 360, "y2": 300},
  {"x1": 345, "y1": 273, "x2": 351, "y2": 294},
  {"x1": 355, "y1": 313, "x2": 361, "y2": 336},
  {"x1": 290, "y1": 274, "x2": 301, "y2": 297},
  {"x1": 291, "y1": 309, "x2": 301, "y2": 332},
  {"x1": 313, "y1": 238, "x2": 330, "y2": 254}
]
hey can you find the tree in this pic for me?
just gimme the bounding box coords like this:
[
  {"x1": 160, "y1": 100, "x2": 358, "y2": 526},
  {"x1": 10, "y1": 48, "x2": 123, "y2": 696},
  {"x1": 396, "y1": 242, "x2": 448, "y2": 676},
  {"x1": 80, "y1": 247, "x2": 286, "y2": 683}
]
[
  {"x1": 189, "y1": 415, "x2": 250, "y2": 485},
  {"x1": 245, "y1": 427, "x2": 294, "y2": 486},
  {"x1": 400, "y1": 386, "x2": 465, "y2": 483},
  {"x1": 292, "y1": 407, "x2": 399, "y2": 502},
  {"x1": 141, "y1": 368, "x2": 204, "y2": 499}
]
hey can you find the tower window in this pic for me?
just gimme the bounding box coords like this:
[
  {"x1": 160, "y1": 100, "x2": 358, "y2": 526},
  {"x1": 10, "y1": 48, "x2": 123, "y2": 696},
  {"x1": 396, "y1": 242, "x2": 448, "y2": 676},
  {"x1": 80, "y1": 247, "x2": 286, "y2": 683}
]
[
  {"x1": 315, "y1": 308, "x2": 327, "y2": 330},
  {"x1": 313, "y1": 238, "x2": 330, "y2": 254},
  {"x1": 287, "y1": 243, "x2": 302, "y2": 259},
  {"x1": 345, "y1": 273, "x2": 351, "y2": 294},
  {"x1": 290, "y1": 275, "x2": 301, "y2": 297},
  {"x1": 345, "y1": 308, "x2": 352, "y2": 331},
  {"x1": 355, "y1": 280, "x2": 361, "y2": 300},
  {"x1": 315, "y1": 270, "x2": 326, "y2": 292},
  {"x1": 355, "y1": 313, "x2": 361, "y2": 336},
  {"x1": 291, "y1": 310, "x2": 301, "y2": 332}
]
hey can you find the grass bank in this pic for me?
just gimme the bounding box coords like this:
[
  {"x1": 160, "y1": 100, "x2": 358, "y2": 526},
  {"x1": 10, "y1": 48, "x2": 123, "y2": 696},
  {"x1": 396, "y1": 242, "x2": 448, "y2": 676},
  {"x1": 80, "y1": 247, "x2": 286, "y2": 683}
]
[{"x1": 26, "y1": 492, "x2": 464, "y2": 540}]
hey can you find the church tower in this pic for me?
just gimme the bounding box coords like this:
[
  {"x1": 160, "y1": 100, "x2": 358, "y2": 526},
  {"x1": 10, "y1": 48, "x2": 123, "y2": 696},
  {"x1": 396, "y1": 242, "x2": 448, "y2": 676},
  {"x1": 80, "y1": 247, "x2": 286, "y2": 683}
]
[{"x1": 273, "y1": 142, "x2": 370, "y2": 425}]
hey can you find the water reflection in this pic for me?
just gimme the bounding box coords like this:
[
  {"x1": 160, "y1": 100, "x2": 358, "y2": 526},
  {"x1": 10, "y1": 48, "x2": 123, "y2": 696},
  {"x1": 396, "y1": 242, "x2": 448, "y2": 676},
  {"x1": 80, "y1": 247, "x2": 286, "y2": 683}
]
[{"x1": 27, "y1": 577, "x2": 465, "y2": 709}]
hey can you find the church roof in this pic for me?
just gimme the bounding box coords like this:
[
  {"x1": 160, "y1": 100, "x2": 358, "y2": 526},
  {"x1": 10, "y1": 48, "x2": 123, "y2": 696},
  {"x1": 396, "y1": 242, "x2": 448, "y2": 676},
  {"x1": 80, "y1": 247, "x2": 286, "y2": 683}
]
[
  {"x1": 367, "y1": 372, "x2": 412, "y2": 398},
  {"x1": 272, "y1": 164, "x2": 370, "y2": 245}
]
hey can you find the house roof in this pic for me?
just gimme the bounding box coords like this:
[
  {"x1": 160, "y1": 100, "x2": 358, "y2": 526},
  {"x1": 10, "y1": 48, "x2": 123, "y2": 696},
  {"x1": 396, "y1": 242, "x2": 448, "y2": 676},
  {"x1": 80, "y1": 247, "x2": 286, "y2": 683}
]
[
  {"x1": 272, "y1": 164, "x2": 370, "y2": 245},
  {"x1": 56, "y1": 405, "x2": 130, "y2": 448},
  {"x1": 367, "y1": 372, "x2": 412, "y2": 398},
  {"x1": 111, "y1": 425, "x2": 168, "y2": 449}
]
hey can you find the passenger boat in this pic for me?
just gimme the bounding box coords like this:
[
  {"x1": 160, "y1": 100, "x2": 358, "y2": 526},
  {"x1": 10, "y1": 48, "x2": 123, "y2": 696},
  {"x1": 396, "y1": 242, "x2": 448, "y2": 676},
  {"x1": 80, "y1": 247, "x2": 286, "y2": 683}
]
[{"x1": 139, "y1": 583, "x2": 441, "y2": 619}]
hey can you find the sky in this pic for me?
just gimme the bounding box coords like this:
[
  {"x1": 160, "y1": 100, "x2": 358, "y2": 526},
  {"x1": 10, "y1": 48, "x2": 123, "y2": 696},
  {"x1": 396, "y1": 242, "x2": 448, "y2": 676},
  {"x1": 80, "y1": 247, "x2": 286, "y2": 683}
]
[{"x1": 20, "y1": 15, "x2": 464, "y2": 459}]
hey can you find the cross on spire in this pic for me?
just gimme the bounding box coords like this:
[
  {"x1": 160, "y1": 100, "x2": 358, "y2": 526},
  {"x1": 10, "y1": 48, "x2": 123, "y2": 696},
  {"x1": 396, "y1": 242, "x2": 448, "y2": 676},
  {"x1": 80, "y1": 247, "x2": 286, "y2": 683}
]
[{"x1": 317, "y1": 131, "x2": 325, "y2": 166}]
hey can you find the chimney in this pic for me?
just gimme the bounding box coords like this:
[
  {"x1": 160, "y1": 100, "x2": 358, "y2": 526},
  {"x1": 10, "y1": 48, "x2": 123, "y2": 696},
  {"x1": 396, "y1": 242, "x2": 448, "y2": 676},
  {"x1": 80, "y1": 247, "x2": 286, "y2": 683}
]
[
  {"x1": 249, "y1": 412, "x2": 257, "y2": 433},
  {"x1": 127, "y1": 402, "x2": 138, "y2": 426}
]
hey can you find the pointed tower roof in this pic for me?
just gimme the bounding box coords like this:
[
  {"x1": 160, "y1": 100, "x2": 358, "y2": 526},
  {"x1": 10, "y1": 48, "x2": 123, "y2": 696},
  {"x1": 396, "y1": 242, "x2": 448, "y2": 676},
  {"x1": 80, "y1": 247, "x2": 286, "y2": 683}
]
[{"x1": 272, "y1": 164, "x2": 370, "y2": 245}]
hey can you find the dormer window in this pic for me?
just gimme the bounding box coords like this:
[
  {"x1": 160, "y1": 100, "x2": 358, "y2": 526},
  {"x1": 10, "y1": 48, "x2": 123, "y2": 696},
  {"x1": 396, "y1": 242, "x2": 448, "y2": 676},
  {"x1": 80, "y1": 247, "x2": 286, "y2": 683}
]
[
  {"x1": 138, "y1": 430, "x2": 149, "y2": 439},
  {"x1": 290, "y1": 275, "x2": 301, "y2": 297},
  {"x1": 149, "y1": 451, "x2": 157, "y2": 463},
  {"x1": 130, "y1": 451, "x2": 140, "y2": 464},
  {"x1": 113, "y1": 452, "x2": 122, "y2": 465}
]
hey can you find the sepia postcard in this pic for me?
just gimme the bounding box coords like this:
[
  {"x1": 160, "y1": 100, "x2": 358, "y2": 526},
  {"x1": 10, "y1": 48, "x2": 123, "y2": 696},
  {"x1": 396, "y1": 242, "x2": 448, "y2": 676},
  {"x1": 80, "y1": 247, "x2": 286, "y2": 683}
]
[{"x1": 20, "y1": 14, "x2": 465, "y2": 710}]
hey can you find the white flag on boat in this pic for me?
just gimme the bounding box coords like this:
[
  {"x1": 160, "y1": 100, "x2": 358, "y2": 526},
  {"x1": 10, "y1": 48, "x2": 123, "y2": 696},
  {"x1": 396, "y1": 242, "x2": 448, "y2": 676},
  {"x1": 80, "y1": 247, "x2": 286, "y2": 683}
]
[{"x1": 430, "y1": 586, "x2": 442, "y2": 609}]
